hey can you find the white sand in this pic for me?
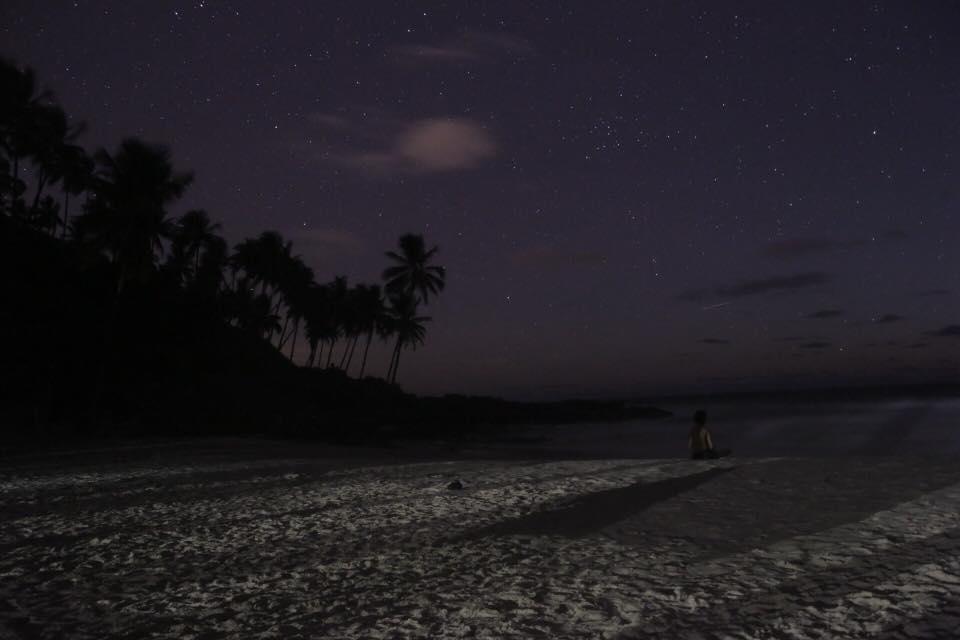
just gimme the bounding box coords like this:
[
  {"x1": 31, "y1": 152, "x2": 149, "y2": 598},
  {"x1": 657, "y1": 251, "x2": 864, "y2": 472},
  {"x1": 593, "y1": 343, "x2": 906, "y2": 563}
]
[{"x1": 1, "y1": 447, "x2": 958, "y2": 639}]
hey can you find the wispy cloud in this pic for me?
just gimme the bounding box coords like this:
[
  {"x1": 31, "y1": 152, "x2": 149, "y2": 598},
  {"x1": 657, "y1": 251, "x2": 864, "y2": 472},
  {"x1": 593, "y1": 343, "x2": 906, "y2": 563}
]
[
  {"x1": 762, "y1": 231, "x2": 905, "y2": 261},
  {"x1": 762, "y1": 238, "x2": 857, "y2": 260},
  {"x1": 800, "y1": 341, "x2": 831, "y2": 349},
  {"x1": 926, "y1": 325, "x2": 960, "y2": 338},
  {"x1": 699, "y1": 338, "x2": 731, "y2": 345},
  {"x1": 680, "y1": 272, "x2": 832, "y2": 301},
  {"x1": 873, "y1": 313, "x2": 903, "y2": 324},
  {"x1": 391, "y1": 32, "x2": 534, "y2": 65}
]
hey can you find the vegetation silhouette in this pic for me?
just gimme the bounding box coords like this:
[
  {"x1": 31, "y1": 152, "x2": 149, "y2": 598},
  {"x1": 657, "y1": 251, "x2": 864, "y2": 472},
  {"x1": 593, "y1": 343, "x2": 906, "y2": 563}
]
[{"x1": 0, "y1": 56, "x2": 665, "y2": 445}]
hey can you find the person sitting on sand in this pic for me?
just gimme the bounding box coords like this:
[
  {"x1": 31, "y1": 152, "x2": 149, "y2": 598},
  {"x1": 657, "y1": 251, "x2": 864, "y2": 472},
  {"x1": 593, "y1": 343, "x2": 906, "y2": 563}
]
[{"x1": 689, "y1": 410, "x2": 728, "y2": 459}]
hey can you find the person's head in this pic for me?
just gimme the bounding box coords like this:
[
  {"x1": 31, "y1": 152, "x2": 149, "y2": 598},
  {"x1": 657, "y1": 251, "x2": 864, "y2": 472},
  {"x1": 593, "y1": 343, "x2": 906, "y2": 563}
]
[{"x1": 694, "y1": 410, "x2": 707, "y2": 427}]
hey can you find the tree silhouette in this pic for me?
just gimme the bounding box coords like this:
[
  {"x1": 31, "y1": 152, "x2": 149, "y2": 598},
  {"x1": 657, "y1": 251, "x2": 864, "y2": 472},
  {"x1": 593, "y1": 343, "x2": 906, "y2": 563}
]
[
  {"x1": 325, "y1": 276, "x2": 348, "y2": 367},
  {"x1": 2, "y1": 55, "x2": 460, "y2": 414},
  {"x1": 177, "y1": 210, "x2": 222, "y2": 279},
  {"x1": 385, "y1": 292, "x2": 430, "y2": 384},
  {"x1": 355, "y1": 284, "x2": 387, "y2": 378},
  {"x1": 276, "y1": 254, "x2": 314, "y2": 361},
  {"x1": 303, "y1": 282, "x2": 337, "y2": 368},
  {"x1": 27, "y1": 104, "x2": 85, "y2": 219},
  {"x1": 383, "y1": 233, "x2": 446, "y2": 305},
  {"x1": 0, "y1": 58, "x2": 52, "y2": 184},
  {"x1": 74, "y1": 138, "x2": 192, "y2": 292},
  {"x1": 57, "y1": 144, "x2": 94, "y2": 239},
  {"x1": 194, "y1": 234, "x2": 227, "y2": 299}
]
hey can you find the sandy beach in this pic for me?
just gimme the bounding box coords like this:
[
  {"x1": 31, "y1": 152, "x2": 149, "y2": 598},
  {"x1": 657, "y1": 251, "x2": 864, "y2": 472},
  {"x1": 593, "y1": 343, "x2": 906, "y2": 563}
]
[{"x1": 1, "y1": 440, "x2": 959, "y2": 639}]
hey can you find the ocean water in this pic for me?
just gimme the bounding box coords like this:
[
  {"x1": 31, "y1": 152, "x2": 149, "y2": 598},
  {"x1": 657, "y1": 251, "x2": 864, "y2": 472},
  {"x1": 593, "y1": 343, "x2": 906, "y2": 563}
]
[{"x1": 516, "y1": 396, "x2": 960, "y2": 458}]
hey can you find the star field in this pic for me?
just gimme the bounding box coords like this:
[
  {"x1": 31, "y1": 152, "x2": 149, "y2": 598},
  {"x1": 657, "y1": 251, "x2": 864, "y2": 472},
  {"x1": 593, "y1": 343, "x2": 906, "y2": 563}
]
[{"x1": 3, "y1": 0, "x2": 959, "y2": 398}]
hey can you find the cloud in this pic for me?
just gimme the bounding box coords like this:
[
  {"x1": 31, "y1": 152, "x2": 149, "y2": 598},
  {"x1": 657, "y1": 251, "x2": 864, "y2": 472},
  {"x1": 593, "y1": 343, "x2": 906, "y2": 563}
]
[
  {"x1": 874, "y1": 314, "x2": 903, "y2": 323},
  {"x1": 763, "y1": 231, "x2": 905, "y2": 260},
  {"x1": 800, "y1": 341, "x2": 831, "y2": 349},
  {"x1": 680, "y1": 272, "x2": 831, "y2": 302},
  {"x1": 718, "y1": 272, "x2": 831, "y2": 297},
  {"x1": 762, "y1": 238, "x2": 857, "y2": 260},
  {"x1": 806, "y1": 308, "x2": 843, "y2": 319},
  {"x1": 397, "y1": 119, "x2": 496, "y2": 170},
  {"x1": 699, "y1": 338, "x2": 731, "y2": 345},
  {"x1": 337, "y1": 117, "x2": 497, "y2": 174},
  {"x1": 918, "y1": 289, "x2": 951, "y2": 297},
  {"x1": 392, "y1": 32, "x2": 534, "y2": 65},
  {"x1": 392, "y1": 44, "x2": 483, "y2": 62},
  {"x1": 907, "y1": 342, "x2": 929, "y2": 349},
  {"x1": 511, "y1": 246, "x2": 607, "y2": 269},
  {"x1": 926, "y1": 325, "x2": 960, "y2": 338}
]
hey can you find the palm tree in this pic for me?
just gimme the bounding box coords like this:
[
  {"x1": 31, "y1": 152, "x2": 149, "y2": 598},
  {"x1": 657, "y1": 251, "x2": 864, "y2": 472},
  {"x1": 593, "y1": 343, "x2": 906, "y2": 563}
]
[
  {"x1": 73, "y1": 138, "x2": 192, "y2": 292},
  {"x1": 58, "y1": 144, "x2": 93, "y2": 239},
  {"x1": 276, "y1": 255, "x2": 314, "y2": 361},
  {"x1": 324, "y1": 276, "x2": 348, "y2": 367},
  {"x1": 27, "y1": 104, "x2": 85, "y2": 217},
  {"x1": 383, "y1": 233, "x2": 446, "y2": 305},
  {"x1": 230, "y1": 231, "x2": 293, "y2": 324},
  {"x1": 224, "y1": 278, "x2": 281, "y2": 336},
  {"x1": 355, "y1": 284, "x2": 387, "y2": 378},
  {"x1": 385, "y1": 292, "x2": 430, "y2": 384},
  {"x1": 176, "y1": 209, "x2": 221, "y2": 278},
  {"x1": 0, "y1": 156, "x2": 19, "y2": 216},
  {"x1": 0, "y1": 58, "x2": 53, "y2": 184},
  {"x1": 303, "y1": 282, "x2": 337, "y2": 368},
  {"x1": 31, "y1": 194, "x2": 61, "y2": 235},
  {"x1": 194, "y1": 234, "x2": 227, "y2": 299},
  {"x1": 338, "y1": 285, "x2": 364, "y2": 370}
]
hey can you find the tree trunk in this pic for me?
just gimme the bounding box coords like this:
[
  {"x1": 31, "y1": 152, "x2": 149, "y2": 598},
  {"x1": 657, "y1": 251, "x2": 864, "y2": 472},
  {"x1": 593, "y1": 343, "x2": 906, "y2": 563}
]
[
  {"x1": 390, "y1": 339, "x2": 403, "y2": 384},
  {"x1": 387, "y1": 337, "x2": 402, "y2": 383},
  {"x1": 316, "y1": 341, "x2": 324, "y2": 368},
  {"x1": 288, "y1": 320, "x2": 299, "y2": 362},
  {"x1": 344, "y1": 334, "x2": 360, "y2": 373},
  {"x1": 326, "y1": 338, "x2": 336, "y2": 367},
  {"x1": 339, "y1": 334, "x2": 352, "y2": 369},
  {"x1": 61, "y1": 189, "x2": 70, "y2": 240},
  {"x1": 31, "y1": 171, "x2": 48, "y2": 213},
  {"x1": 276, "y1": 314, "x2": 290, "y2": 347},
  {"x1": 358, "y1": 330, "x2": 374, "y2": 378}
]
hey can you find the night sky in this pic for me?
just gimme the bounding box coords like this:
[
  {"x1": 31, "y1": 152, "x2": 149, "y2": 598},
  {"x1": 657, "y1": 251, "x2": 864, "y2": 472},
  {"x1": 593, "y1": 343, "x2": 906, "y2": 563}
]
[{"x1": 4, "y1": 1, "x2": 959, "y2": 399}]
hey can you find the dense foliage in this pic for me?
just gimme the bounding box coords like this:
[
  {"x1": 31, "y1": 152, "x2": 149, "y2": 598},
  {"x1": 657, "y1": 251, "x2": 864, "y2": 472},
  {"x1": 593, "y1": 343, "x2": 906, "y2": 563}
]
[{"x1": 0, "y1": 57, "x2": 447, "y2": 437}]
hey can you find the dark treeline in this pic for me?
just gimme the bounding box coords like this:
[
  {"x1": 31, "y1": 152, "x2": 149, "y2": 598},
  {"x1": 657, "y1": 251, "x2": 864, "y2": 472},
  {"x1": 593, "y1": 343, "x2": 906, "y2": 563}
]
[
  {"x1": 0, "y1": 56, "x2": 451, "y2": 439},
  {"x1": 1, "y1": 57, "x2": 666, "y2": 446}
]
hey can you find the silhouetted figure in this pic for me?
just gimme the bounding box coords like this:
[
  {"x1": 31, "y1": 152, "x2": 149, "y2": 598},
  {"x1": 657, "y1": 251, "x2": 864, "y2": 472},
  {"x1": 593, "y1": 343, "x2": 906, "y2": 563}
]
[{"x1": 689, "y1": 410, "x2": 730, "y2": 459}]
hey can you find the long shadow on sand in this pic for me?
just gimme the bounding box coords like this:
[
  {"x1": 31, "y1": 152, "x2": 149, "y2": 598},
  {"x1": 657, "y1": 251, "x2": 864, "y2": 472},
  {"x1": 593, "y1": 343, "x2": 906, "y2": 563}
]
[{"x1": 456, "y1": 466, "x2": 737, "y2": 540}]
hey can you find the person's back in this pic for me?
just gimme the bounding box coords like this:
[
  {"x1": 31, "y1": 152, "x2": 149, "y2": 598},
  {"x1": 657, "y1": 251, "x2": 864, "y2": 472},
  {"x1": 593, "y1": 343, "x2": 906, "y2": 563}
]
[{"x1": 689, "y1": 409, "x2": 730, "y2": 459}]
